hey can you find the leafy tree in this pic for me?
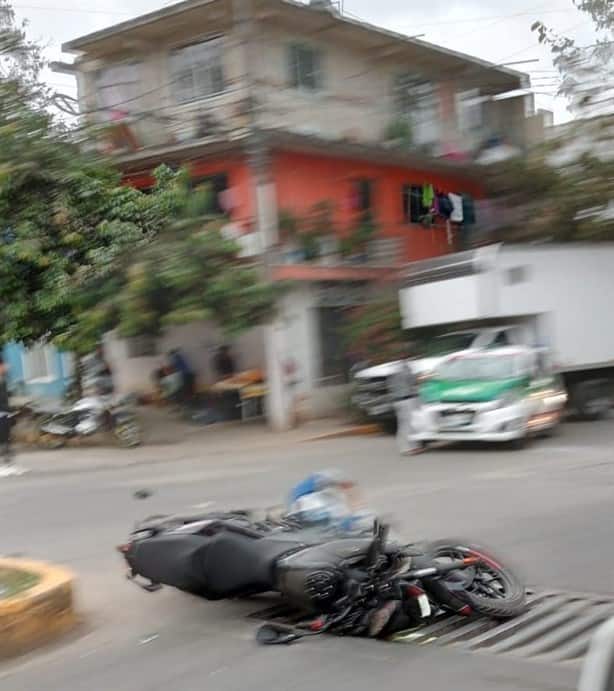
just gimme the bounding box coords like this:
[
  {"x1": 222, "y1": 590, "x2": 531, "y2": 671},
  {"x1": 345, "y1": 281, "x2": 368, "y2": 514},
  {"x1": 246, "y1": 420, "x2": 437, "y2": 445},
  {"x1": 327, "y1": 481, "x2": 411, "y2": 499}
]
[
  {"x1": 343, "y1": 297, "x2": 406, "y2": 365},
  {"x1": 1, "y1": 0, "x2": 275, "y2": 359},
  {"x1": 485, "y1": 0, "x2": 614, "y2": 243}
]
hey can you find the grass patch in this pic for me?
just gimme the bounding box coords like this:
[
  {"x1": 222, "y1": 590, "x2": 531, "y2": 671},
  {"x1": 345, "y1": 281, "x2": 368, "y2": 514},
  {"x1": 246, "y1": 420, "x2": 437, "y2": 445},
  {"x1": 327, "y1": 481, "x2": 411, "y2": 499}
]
[{"x1": 0, "y1": 567, "x2": 40, "y2": 599}]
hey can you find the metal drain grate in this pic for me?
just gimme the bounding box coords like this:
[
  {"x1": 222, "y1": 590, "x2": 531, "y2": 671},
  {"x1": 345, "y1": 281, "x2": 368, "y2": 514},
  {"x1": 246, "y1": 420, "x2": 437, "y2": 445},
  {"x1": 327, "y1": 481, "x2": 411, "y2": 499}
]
[
  {"x1": 248, "y1": 590, "x2": 614, "y2": 665},
  {"x1": 390, "y1": 589, "x2": 614, "y2": 665}
]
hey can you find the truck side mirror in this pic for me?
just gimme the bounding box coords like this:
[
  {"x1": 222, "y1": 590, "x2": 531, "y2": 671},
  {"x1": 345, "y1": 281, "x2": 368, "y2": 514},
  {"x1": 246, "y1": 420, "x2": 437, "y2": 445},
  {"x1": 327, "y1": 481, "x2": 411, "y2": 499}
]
[{"x1": 578, "y1": 618, "x2": 614, "y2": 691}]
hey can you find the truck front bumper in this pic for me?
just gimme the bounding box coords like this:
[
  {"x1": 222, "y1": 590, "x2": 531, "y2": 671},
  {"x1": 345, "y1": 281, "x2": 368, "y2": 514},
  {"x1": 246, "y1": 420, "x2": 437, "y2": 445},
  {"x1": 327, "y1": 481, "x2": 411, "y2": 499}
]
[
  {"x1": 352, "y1": 394, "x2": 395, "y2": 419},
  {"x1": 410, "y1": 400, "x2": 560, "y2": 443}
]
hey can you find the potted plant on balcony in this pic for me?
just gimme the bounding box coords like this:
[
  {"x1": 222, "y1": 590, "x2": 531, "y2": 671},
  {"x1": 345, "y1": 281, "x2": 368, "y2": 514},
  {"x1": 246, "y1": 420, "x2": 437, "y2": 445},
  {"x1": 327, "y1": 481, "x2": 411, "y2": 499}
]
[
  {"x1": 347, "y1": 212, "x2": 377, "y2": 263},
  {"x1": 308, "y1": 200, "x2": 339, "y2": 265},
  {"x1": 383, "y1": 119, "x2": 413, "y2": 150},
  {"x1": 278, "y1": 209, "x2": 304, "y2": 263}
]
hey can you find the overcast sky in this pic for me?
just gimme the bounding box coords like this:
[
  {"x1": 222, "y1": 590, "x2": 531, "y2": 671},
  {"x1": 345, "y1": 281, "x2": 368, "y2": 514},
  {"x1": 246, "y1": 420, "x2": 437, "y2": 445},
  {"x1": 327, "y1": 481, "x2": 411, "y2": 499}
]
[{"x1": 14, "y1": 0, "x2": 600, "y2": 124}]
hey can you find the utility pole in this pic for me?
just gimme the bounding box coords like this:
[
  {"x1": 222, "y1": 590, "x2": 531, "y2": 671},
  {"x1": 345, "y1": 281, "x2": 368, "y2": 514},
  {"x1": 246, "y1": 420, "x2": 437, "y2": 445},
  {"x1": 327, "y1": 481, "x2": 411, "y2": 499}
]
[{"x1": 232, "y1": 0, "x2": 289, "y2": 431}]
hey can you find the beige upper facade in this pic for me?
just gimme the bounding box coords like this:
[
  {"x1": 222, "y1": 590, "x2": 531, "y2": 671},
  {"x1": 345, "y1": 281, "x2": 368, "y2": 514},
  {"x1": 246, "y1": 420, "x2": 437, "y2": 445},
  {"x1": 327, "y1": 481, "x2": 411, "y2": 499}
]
[{"x1": 59, "y1": 0, "x2": 545, "y2": 158}]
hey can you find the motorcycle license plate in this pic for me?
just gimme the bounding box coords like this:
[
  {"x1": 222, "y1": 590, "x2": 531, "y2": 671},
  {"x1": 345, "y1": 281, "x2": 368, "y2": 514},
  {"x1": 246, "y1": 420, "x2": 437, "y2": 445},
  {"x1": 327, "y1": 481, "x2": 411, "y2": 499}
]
[{"x1": 440, "y1": 413, "x2": 472, "y2": 429}]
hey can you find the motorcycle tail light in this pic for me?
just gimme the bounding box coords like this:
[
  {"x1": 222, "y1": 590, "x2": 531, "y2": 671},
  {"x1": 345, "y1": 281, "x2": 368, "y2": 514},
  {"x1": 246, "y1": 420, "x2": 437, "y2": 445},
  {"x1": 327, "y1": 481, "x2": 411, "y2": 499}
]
[{"x1": 406, "y1": 584, "x2": 425, "y2": 596}]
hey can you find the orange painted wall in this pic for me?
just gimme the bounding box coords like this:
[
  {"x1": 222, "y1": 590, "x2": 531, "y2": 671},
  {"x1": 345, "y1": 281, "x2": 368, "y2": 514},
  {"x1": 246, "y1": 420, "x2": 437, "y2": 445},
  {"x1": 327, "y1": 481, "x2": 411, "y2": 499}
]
[
  {"x1": 123, "y1": 148, "x2": 484, "y2": 263},
  {"x1": 272, "y1": 150, "x2": 484, "y2": 262},
  {"x1": 123, "y1": 156, "x2": 254, "y2": 229}
]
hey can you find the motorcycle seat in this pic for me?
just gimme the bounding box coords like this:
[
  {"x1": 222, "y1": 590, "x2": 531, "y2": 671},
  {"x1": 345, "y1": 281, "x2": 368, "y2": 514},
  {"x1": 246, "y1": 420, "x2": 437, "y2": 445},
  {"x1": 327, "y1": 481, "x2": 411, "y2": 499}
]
[
  {"x1": 131, "y1": 534, "x2": 212, "y2": 594},
  {"x1": 202, "y1": 531, "x2": 300, "y2": 599},
  {"x1": 130, "y1": 530, "x2": 299, "y2": 599}
]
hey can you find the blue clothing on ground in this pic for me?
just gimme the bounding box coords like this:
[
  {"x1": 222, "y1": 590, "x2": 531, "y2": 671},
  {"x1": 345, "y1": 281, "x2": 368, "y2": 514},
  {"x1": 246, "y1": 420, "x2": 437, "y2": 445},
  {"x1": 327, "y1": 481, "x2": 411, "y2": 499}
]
[{"x1": 289, "y1": 473, "x2": 329, "y2": 504}]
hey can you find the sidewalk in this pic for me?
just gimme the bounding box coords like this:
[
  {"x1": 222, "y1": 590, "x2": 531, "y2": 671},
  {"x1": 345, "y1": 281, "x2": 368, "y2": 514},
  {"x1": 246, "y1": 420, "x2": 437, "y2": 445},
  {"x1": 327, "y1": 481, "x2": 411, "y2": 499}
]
[{"x1": 9, "y1": 408, "x2": 382, "y2": 476}]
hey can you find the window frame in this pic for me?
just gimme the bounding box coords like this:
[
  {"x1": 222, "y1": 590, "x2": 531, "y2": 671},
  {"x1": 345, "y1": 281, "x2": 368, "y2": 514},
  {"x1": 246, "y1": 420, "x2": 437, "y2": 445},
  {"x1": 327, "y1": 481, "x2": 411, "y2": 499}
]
[
  {"x1": 190, "y1": 171, "x2": 229, "y2": 215},
  {"x1": 456, "y1": 88, "x2": 485, "y2": 133},
  {"x1": 402, "y1": 183, "x2": 426, "y2": 224},
  {"x1": 287, "y1": 42, "x2": 324, "y2": 92},
  {"x1": 169, "y1": 35, "x2": 226, "y2": 105},
  {"x1": 21, "y1": 345, "x2": 57, "y2": 383},
  {"x1": 94, "y1": 60, "x2": 143, "y2": 120},
  {"x1": 393, "y1": 72, "x2": 440, "y2": 146},
  {"x1": 351, "y1": 178, "x2": 374, "y2": 216}
]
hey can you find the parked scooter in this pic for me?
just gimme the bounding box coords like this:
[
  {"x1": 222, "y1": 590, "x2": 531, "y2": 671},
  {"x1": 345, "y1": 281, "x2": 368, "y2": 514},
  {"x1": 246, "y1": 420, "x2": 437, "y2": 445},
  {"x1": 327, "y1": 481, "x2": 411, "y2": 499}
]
[{"x1": 38, "y1": 394, "x2": 141, "y2": 449}]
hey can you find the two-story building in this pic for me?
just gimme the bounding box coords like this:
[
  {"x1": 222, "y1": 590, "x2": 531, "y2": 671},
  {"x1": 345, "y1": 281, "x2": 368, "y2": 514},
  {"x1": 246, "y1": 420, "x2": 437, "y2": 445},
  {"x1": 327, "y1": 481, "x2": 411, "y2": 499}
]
[{"x1": 56, "y1": 0, "x2": 547, "y2": 427}]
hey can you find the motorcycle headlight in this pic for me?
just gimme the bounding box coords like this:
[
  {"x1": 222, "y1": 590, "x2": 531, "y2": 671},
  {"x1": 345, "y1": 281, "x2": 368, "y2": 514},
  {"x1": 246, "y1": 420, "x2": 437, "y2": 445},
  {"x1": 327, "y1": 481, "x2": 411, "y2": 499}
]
[{"x1": 497, "y1": 390, "x2": 522, "y2": 409}]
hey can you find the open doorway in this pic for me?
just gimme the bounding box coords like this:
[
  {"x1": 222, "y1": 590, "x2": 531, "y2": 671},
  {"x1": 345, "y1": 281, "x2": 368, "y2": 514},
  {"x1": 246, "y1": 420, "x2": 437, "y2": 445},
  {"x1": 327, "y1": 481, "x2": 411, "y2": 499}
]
[{"x1": 317, "y1": 307, "x2": 350, "y2": 384}]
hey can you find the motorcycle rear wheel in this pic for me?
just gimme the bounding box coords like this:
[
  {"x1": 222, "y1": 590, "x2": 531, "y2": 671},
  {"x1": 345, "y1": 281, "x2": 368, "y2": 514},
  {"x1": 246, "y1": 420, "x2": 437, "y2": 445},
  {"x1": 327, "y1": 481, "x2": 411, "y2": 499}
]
[{"x1": 426, "y1": 539, "x2": 527, "y2": 620}]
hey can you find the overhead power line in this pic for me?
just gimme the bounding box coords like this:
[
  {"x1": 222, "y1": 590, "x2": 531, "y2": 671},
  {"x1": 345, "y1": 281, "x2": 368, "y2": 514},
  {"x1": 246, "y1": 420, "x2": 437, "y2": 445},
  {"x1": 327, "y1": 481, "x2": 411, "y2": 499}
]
[
  {"x1": 12, "y1": 2, "x2": 130, "y2": 15},
  {"x1": 393, "y1": 7, "x2": 580, "y2": 31}
]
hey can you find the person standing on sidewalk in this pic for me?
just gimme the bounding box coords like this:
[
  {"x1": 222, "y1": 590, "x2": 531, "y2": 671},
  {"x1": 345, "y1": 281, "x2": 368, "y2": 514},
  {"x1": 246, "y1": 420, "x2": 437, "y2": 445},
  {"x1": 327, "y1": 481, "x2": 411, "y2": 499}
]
[
  {"x1": 0, "y1": 356, "x2": 9, "y2": 463},
  {"x1": 0, "y1": 356, "x2": 21, "y2": 476},
  {"x1": 390, "y1": 360, "x2": 424, "y2": 457}
]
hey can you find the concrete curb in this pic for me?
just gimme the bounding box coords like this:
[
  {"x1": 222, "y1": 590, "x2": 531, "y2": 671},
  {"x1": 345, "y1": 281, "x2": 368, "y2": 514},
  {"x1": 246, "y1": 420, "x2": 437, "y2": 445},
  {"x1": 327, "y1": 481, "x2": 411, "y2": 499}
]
[
  {"x1": 0, "y1": 558, "x2": 76, "y2": 659},
  {"x1": 302, "y1": 424, "x2": 382, "y2": 442}
]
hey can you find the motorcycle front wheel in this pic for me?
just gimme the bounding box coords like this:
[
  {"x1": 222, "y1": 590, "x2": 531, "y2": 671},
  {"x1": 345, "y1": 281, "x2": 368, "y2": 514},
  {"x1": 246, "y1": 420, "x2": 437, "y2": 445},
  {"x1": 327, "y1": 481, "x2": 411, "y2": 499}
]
[{"x1": 426, "y1": 539, "x2": 527, "y2": 620}]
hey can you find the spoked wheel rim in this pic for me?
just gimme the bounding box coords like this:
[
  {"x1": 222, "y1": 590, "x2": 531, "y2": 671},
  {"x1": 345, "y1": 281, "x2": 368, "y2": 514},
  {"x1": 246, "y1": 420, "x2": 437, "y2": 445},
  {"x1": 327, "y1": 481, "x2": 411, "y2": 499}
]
[{"x1": 433, "y1": 546, "x2": 511, "y2": 601}]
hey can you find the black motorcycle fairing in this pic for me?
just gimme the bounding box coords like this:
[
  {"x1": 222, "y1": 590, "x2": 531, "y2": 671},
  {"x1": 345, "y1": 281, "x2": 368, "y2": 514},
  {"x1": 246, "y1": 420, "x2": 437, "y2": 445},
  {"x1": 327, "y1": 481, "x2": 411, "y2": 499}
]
[
  {"x1": 129, "y1": 530, "x2": 304, "y2": 599},
  {"x1": 204, "y1": 532, "x2": 303, "y2": 598},
  {"x1": 128, "y1": 533, "x2": 211, "y2": 594},
  {"x1": 275, "y1": 538, "x2": 374, "y2": 612}
]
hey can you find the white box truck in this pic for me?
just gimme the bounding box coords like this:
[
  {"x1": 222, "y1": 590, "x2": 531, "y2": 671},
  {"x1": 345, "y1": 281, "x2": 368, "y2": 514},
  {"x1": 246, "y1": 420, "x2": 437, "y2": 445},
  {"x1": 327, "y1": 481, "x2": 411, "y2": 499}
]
[{"x1": 400, "y1": 244, "x2": 614, "y2": 419}]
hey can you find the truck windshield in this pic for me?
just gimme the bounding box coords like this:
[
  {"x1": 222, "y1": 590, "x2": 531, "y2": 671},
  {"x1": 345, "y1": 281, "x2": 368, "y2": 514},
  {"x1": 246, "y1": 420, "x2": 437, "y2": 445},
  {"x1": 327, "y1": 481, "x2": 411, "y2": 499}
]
[
  {"x1": 415, "y1": 333, "x2": 477, "y2": 357},
  {"x1": 437, "y1": 354, "x2": 520, "y2": 381}
]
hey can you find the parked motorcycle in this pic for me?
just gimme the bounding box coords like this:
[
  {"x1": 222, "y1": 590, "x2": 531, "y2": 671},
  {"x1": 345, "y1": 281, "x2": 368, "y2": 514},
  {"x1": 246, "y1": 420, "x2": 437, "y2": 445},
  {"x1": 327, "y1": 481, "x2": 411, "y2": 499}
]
[
  {"x1": 119, "y1": 505, "x2": 527, "y2": 643},
  {"x1": 38, "y1": 394, "x2": 141, "y2": 449}
]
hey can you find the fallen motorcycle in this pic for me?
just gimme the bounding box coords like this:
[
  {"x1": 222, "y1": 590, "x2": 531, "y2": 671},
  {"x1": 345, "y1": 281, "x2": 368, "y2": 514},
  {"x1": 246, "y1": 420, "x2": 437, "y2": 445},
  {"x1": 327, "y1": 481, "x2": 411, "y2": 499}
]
[{"x1": 119, "y1": 506, "x2": 527, "y2": 643}]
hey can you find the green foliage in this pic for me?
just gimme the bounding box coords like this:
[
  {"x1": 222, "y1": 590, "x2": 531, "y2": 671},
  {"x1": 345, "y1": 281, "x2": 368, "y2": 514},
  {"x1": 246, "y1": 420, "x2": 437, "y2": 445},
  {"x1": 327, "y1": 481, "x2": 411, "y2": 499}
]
[
  {"x1": 343, "y1": 297, "x2": 406, "y2": 365},
  {"x1": 278, "y1": 209, "x2": 300, "y2": 239},
  {"x1": 383, "y1": 119, "x2": 414, "y2": 147},
  {"x1": 351, "y1": 212, "x2": 377, "y2": 251},
  {"x1": 0, "y1": 1, "x2": 275, "y2": 353},
  {"x1": 306, "y1": 200, "x2": 335, "y2": 237},
  {"x1": 489, "y1": 1, "x2": 614, "y2": 243}
]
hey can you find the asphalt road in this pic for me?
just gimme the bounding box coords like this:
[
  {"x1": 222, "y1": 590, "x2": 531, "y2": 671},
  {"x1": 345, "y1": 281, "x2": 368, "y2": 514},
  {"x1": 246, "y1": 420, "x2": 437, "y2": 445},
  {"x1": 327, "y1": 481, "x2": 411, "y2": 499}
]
[{"x1": 2, "y1": 417, "x2": 614, "y2": 691}]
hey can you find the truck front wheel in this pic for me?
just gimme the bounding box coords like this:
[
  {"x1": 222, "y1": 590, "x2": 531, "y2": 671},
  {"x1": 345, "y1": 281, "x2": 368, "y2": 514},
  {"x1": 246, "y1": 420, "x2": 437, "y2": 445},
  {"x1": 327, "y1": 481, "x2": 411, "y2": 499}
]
[{"x1": 572, "y1": 380, "x2": 612, "y2": 421}]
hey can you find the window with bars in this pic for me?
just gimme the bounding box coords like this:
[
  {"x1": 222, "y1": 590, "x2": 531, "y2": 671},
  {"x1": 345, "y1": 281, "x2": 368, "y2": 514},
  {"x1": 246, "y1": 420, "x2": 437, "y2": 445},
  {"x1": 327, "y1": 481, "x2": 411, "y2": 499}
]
[
  {"x1": 393, "y1": 73, "x2": 440, "y2": 146},
  {"x1": 170, "y1": 37, "x2": 225, "y2": 104},
  {"x1": 288, "y1": 43, "x2": 323, "y2": 91},
  {"x1": 402, "y1": 184, "x2": 424, "y2": 224},
  {"x1": 352, "y1": 178, "x2": 373, "y2": 215},
  {"x1": 190, "y1": 172, "x2": 229, "y2": 215},
  {"x1": 95, "y1": 62, "x2": 142, "y2": 122},
  {"x1": 22, "y1": 346, "x2": 56, "y2": 382},
  {"x1": 456, "y1": 89, "x2": 485, "y2": 133}
]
